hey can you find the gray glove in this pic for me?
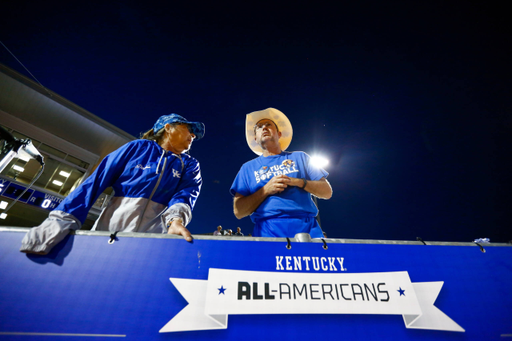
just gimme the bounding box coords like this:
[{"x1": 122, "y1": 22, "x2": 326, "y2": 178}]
[{"x1": 20, "y1": 210, "x2": 81, "y2": 255}]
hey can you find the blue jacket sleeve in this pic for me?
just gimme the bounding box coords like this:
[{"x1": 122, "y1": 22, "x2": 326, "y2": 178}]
[
  {"x1": 168, "y1": 157, "x2": 202, "y2": 211},
  {"x1": 55, "y1": 142, "x2": 138, "y2": 223}
]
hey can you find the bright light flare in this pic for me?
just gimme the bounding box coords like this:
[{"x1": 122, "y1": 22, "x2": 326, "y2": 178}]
[
  {"x1": 310, "y1": 155, "x2": 329, "y2": 168},
  {"x1": 0, "y1": 201, "x2": 8, "y2": 210},
  {"x1": 0, "y1": 213, "x2": 7, "y2": 219},
  {"x1": 52, "y1": 180, "x2": 64, "y2": 186}
]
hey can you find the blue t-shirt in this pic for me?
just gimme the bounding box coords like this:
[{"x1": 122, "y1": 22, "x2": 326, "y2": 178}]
[{"x1": 230, "y1": 151, "x2": 328, "y2": 223}]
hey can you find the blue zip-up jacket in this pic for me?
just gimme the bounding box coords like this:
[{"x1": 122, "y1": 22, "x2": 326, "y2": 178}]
[
  {"x1": 60, "y1": 139, "x2": 201, "y2": 231},
  {"x1": 20, "y1": 139, "x2": 202, "y2": 253}
]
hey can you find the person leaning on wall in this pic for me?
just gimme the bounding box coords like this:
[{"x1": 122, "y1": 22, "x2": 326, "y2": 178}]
[{"x1": 20, "y1": 114, "x2": 205, "y2": 255}]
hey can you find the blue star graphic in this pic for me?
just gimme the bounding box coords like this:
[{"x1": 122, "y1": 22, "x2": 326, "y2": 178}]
[
  {"x1": 218, "y1": 286, "x2": 226, "y2": 295},
  {"x1": 397, "y1": 287, "x2": 406, "y2": 296}
]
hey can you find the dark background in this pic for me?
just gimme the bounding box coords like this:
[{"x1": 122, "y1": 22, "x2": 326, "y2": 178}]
[{"x1": 1, "y1": 1, "x2": 510, "y2": 242}]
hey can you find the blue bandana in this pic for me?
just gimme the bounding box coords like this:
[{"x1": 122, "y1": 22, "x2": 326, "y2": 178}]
[{"x1": 152, "y1": 114, "x2": 205, "y2": 140}]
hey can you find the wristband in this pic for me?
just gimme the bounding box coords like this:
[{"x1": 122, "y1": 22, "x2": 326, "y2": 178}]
[
  {"x1": 301, "y1": 178, "x2": 308, "y2": 189},
  {"x1": 169, "y1": 217, "x2": 183, "y2": 226}
]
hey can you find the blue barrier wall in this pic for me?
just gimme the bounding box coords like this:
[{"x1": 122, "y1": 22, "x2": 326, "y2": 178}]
[{"x1": 0, "y1": 228, "x2": 511, "y2": 340}]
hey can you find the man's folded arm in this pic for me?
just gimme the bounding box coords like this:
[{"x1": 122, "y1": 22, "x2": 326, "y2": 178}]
[
  {"x1": 288, "y1": 177, "x2": 332, "y2": 199},
  {"x1": 233, "y1": 174, "x2": 291, "y2": 219},
  {"x1": 233, "y1": 190, "x2": 266, "y2": 219}
]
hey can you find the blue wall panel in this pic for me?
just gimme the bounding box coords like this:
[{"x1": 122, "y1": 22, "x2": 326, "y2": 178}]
[{"x1": 0, "y1": 230, "x2": 510, "y2": 340}]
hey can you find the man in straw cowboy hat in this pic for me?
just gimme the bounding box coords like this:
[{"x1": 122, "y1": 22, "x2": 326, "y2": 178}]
[{"x1": 230, "y1": 108, "x2": 332, "y2": 238}]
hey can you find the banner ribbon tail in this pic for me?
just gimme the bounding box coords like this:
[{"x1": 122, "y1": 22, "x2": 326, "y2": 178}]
[
  {"x1": 160, "y1": 278, "x2": 228, "y2": 333},
  {"x1": 403, "y1": 282, "x2": 464, "y2": 332}
]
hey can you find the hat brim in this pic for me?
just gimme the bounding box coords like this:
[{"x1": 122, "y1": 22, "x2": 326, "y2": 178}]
[
  {"x1": 188, "y1": 122, "x2": 205, "y2": 140},
  {"x1": 245, "y1": 108, "x2": 293, "y2": 155}
]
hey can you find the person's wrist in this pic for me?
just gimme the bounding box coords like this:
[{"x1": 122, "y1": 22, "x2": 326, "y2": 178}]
[
  {"x1": 261, "y1": 183, "x2": 271, "y2": 196},
  {"x1": 169, "y1": 217, "x2": 183, "y2": 226},
  {"x1": 301, "y1": 178, "x2": 308, "y2": 189}
]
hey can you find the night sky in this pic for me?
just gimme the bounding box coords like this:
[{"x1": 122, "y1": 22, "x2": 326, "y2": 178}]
[{"x1": 1, "y1": 1, "x2": 510, "y2": 242}]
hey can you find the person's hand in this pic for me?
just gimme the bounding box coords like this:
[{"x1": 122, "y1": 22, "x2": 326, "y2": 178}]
[
  {"x1": 263, "y1": 174, "x2": 290, "y2": 195},
  {"x1": 167, "y1": 218, "x2": 193, "y2": 242}
]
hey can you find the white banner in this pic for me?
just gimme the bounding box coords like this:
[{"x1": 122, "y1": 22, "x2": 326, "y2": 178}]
[{"x1": 160, "y1": 269, "x2": 464, "y2": 333}]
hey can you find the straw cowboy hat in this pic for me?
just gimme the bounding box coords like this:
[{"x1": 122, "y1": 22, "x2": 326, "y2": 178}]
[{"x1": 245, "y1": 108, "x2": 293, "y2": 155}]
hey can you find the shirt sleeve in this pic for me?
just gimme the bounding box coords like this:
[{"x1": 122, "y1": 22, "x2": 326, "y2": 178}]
[
  {"x1": 230, "y1": 165, "x2": 251, "y2": 197},
  {"x1": 302, "y1": 152, "x2": 329, "y2": 181},
  {"x1": 55, "y1": 142, "x2": 138, "y2": 223}
]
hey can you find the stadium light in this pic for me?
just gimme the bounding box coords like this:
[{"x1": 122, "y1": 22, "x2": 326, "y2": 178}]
[
  {"x1": 52, "y1": 180, "x2": 64, "y2": 186},
  {"x1": 59, "y1": 171, "x2": 71, "y2": 177},
  {"x1": 310, "y1": 155, "x2": 329, "y2": 168}
]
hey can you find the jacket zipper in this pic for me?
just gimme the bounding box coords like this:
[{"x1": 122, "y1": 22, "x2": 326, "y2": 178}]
[{"x1": 136, "y1": 150, "x2": 168, "y2": 231}]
